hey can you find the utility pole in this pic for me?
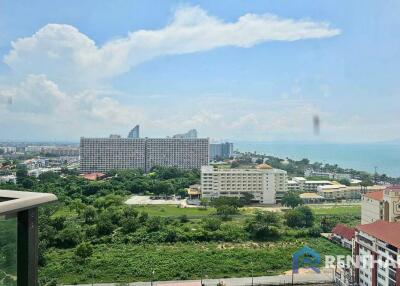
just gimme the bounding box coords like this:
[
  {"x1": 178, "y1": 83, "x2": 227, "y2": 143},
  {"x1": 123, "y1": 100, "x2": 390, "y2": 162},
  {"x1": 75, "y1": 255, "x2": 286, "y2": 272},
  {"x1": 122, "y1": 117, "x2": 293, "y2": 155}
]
[{"x1": 374, "y1": 166, "x2": 378, "y2": 184}]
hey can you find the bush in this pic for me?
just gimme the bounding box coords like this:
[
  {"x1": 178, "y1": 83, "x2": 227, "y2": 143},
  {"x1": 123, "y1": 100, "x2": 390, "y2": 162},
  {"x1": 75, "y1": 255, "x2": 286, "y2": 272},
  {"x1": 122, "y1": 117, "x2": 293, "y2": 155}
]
[
  {"x1": 202, "y1": 217, "x2": 222, "y2": 231},
  {"x1": 285, "y1": 206, "x2": 314, "y2": 228},
  {"x1": 75, "y1": 242, "x2": 93, "y2": 260}
]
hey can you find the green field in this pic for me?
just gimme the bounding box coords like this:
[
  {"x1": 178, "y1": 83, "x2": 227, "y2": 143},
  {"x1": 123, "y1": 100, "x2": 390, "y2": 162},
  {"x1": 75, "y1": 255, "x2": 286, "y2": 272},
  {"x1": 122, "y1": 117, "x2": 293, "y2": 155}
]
[
  {"x1": 41, "y1": 238, "x2": 349, "y2": 284},
  {"x1": 309, "y1": 205, "x2": 361, "y2": 216},
  {"x1": 133, "y1": 205, "x2": 215, "y2": 217}
]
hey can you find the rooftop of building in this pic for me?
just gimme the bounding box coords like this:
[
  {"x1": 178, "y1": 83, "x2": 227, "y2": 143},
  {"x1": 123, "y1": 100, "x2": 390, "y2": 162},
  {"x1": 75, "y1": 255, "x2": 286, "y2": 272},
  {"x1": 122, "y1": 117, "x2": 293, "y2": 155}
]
[
  {"x1": 356, "y1": 220, "x2": 400, "y2": 248},
  {"x1": 255, "y1": 163, "x2": 273, "y2": 169},
  {"x1": 364, "y1": 190, "x2": 384, "y2": 201},
  {"x1": 332, "y1": 224, "x2": 355, "y2": 240},
  {"x1": 80, "y1": 172, "x2": 106, "y2": 181}
]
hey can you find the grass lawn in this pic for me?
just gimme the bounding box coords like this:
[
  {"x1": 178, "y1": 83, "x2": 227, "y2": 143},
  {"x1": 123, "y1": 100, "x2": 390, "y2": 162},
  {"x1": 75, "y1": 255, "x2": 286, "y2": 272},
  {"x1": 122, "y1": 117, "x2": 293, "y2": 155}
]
[
  {"x1": 133, "y1": 205, "x2": 215, "y2": 218},
  {"x1": 41, "y1": 238, "x2": 349, "y2": 284},
  {"x1": 310, "y1": 205, "x2": 361, "y2": 216}
]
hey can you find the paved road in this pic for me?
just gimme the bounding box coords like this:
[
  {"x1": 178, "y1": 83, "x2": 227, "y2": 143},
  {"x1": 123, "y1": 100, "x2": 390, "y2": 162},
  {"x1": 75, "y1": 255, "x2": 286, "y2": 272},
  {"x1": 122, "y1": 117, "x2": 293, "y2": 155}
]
[{"x1": 65, "y1": 271, "x2": 335, "y2": 286}]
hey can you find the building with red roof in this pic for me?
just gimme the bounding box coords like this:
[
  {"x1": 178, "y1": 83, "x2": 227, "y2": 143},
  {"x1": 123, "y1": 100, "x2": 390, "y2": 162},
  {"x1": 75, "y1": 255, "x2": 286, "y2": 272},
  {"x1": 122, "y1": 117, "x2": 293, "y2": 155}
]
[
  {"x1": 330, "y1": 224, "x2": 355, "y2": 249},
  {"x1": 80, "y1": 172, "x2": 106, "y2": 181},
  {"x1": 361, "y1": 185, "x2": 400, "y2": 224},
  {"x1": 353, "y1": 220, "x2": 400, "y2": 286}
]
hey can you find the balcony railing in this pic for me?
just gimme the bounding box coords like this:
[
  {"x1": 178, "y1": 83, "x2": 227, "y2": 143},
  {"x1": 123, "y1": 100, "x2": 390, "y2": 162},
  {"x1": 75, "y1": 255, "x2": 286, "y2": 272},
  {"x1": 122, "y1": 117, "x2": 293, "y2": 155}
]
[{"x1": 0, "y1": 190, "x2": 57, "y2": 286}]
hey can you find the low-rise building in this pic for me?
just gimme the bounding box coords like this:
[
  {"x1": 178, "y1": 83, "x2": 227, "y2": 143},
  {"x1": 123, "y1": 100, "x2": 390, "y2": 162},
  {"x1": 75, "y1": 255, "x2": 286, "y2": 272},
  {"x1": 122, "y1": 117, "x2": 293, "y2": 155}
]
[
  {"x1": 28, "y1": 167, "x2": 61, "y2": 178},
  {"x1": 330, "y1": 224, "x2": 355, "y2": 249},
  {"x1": 0, "y1": 175, "x2": 17, "y2": 184},
  {"x1": 287, "y1": 177, "x2": 335, "y2": 193},
  {"x1": 318, "y1": 185, "x2": 362, "y2": 200},
  {"x1": 186, "y1": 184, "x2": 201, "y2": 200},
  {"x1": 299, "y1": 192, "x2": 325, "y2": 204},
  {"x1": 201, "y1": 164, "x2": 287, "y2": 204},
  {"x1": 80, "y1": 172, "x2": 107, "y2": 181}
]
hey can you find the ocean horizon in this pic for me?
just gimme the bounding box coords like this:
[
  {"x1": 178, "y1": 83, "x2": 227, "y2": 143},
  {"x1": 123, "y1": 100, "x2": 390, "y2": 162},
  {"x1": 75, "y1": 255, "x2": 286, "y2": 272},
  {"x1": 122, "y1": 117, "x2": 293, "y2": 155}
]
[{"x1": 234, "y1": 141, "x2": 400, "y2": 178}]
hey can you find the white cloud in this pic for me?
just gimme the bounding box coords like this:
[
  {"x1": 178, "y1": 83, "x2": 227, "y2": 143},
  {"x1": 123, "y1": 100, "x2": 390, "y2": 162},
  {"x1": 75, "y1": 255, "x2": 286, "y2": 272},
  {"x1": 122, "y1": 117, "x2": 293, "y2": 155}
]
[
  {"x1": 0, "y1": 6, "x2": 347, "y2": 141},
  {"x1": 3, "y1": 6, "x2": 340, "y2": 84}
]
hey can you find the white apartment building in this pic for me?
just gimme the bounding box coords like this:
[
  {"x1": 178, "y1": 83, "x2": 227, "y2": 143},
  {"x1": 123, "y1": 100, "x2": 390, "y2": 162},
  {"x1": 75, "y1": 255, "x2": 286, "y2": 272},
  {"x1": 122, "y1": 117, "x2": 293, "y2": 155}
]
[
  {"x1": 287, "y1": 177, "x2": 335, "y2": 193},
  {"x1": 201, "y1": 164, "x2": 287, "y2": 204},
  {"x1": 354, "y1": 220, "x2": 400, "y2": 286},
  {"x1": 80, "y1": 137, "x2": 209, "y2": 173},
  {"x1": 361, "y1": 186, "x2": 400, "y2": 224}
]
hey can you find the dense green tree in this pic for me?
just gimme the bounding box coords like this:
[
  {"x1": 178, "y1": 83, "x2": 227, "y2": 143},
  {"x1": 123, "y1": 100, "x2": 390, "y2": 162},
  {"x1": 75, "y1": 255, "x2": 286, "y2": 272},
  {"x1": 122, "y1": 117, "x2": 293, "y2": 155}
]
[
  {"x1": 338, "y1": 178, "x2": 351, "y2": 186},
  {"x1": 202, "y1": 217, "x2": 222, "y2": 231},
  {"x1": 16, "y1": 164, "x2": 28, "y2": 184},
  {"x1": 285, "y1": 206, "x2": 314, "y2": 228},
  {"x1": 75, "y1": 242, "x2": 93, "y2": 260},
  {"x1": 216, "y1": 205, "x2": 238, "y2": 220},
  {"x1": 82, "y1": 206, "x2": 97, "y2": 224},
  {"x1": 281, "y1": 192, "x2": 303, "y2": 208},
  {"x1": 246, "y1": 211, "x2": 280, "y2": 240}
]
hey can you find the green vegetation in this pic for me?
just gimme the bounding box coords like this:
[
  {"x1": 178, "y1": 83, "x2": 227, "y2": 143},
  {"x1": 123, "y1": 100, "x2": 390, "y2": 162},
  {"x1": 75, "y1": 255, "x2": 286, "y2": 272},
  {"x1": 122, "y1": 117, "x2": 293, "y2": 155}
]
[
  {"x1": 41, "y1": 238, "x2": 349, "y2": 284},
  {"x1": 0, "y1": 166, "x2": 359, "y2": 285},
  {"x1": 0, "y1": 217, "x2": 17, "y2": 286},
  {"x1": 281, "y1": 192, "x2": 304, "y2": 208}
]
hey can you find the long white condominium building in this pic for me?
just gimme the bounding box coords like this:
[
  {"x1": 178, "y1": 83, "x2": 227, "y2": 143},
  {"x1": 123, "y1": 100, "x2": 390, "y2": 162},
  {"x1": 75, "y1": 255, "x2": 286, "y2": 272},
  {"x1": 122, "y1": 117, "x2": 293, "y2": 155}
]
[
  {"x1": 353, "y1": 220, "x2": 400, "y2": 286},
  {"x1": 80, "y1": 137, "x2": 209, "y2": 173},
  {"x1": 201, "y1": 164, "x2": 287, "y2": 204}
]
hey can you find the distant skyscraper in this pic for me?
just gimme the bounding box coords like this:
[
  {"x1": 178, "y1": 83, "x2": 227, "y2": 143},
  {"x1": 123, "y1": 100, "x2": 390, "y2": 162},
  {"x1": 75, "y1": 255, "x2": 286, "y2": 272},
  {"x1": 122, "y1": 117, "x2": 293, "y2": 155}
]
[
  {"x1": 128, "y1": 125, "x2": 140, "y2": 138},
  {"x1": 210, "y1": 142, "x2": 233, "y2": 160},
  {"x1": 172, "y1": 129, "x2": 197, "y2": 139}
]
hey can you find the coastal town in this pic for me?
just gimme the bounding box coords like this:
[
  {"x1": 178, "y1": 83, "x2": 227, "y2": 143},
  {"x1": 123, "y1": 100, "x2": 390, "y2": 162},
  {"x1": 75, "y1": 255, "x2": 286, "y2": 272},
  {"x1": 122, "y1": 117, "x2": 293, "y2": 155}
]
[{"x1": 1, "y1": 128, "x2": 400, "y2": 286}]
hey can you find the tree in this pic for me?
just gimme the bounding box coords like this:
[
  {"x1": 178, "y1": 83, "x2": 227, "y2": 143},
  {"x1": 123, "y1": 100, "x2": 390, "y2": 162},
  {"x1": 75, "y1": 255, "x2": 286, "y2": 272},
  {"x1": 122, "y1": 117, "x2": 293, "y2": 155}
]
[
  {"x1": 55, "y1": 224, "x2": 82, "y2": 248},
  {"x1": 211, "y1": 197, "x2": 243, "y2": 208},
  {"x1": 281, "y1": 192, "x2": 303, "y2": 208},
  {"x1": 82, "y1": 206, "x2": 97, "y2": 224},
  {"x1": 216, "y1": 205, "x2": 238, "y2": 220},
  {"x1": 285, "y1": 206, "x2": 314, "y2": 228},
  {"x1": 96, "y1": 213, "x2": 116, "y2": 236},
  {"x1": 202, "y1": 217, "x2": 222, "y2": 231},
  {"x1": 246, "y1": 211, "x2": 280, "y2": 240},
  {"x1": 200, "y1": 198, "x2": 210, "y2": 209},
  {"x1": 16, "y1": 164, "x2": 28, "y2": 184},
  {"x1": 240, "y1": 193, "x2": 254, "y2": 205},
  {"x1": 75, "y1": 242, "x2": 93, "y2": 260},
  {"x1": 21, "y1": 178, "x2": 34, "y2": 189},
  {"x1": 338, "y1": 178, "x2": 351, "y2": 186}
]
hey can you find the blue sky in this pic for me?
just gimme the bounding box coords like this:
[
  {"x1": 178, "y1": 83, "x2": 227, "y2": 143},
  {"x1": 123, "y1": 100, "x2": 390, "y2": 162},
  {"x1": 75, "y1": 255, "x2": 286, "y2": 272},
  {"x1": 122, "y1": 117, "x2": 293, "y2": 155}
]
[{"x1": 0, "y1": 0, "x2": 399, "y2": 142}]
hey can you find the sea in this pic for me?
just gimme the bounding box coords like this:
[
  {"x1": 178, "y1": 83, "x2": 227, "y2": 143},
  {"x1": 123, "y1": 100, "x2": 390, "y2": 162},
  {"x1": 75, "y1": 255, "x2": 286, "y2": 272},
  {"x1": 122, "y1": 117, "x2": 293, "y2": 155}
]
[{"x1": 234, "y1": 141, "x2": 400, "y2": 178}]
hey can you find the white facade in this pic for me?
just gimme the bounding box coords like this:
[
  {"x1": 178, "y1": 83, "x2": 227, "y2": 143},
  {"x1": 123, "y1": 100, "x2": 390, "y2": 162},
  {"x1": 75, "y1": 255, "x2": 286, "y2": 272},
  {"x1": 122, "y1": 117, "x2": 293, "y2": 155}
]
[
  {"x1": 201, "y1": 165, "x2": 287, "y2": 204},
  {"x1": 361, "y1": 194, "x2": 383, "y2": 224},
  {"x1": 287, "y1": 177, "x2": 334, "y2": 193},
  {"x1": 318, "y1": 185, "x2": 362, "y2": 200},
  {"x1": 354, "y1": 224, "x2": 400, "y2": 286},
  {"x1": 0, "y1": 175, "x2": 16, "y2": 184},
  {"x1": 80, "y1": 137, "x2": 209, "y2": 173},
  {"x1": 361, "y1": 187, "x2": 400, "y2": 224}
]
